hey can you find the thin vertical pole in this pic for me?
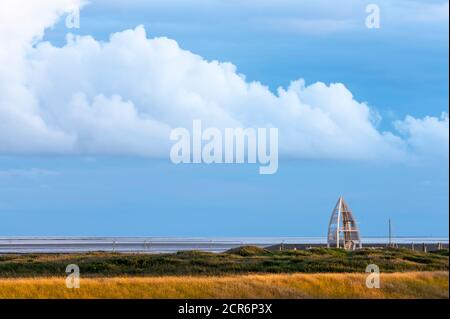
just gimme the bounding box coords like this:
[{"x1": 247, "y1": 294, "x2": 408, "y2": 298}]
[{"x1": 388, "y1": 219, "x2": 392, "y2": 247}]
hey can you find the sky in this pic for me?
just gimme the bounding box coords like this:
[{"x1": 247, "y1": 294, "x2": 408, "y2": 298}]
[{"x1": 0, "y1": 0, "x2": 448, "y2": 237}]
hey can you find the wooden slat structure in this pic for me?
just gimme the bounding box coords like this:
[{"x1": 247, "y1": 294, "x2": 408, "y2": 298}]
[{"x1": 327, "y1": 196, "x2": 362, "y2": 250}]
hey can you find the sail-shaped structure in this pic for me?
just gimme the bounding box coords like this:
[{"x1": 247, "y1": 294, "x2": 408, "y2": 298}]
[{"x1": 327, "y1": 197, "x2": 362, "y2": 250}]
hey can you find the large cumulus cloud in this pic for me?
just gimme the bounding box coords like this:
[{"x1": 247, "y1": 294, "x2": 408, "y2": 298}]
[{"x1": 0, "y1": 0, "x2": 448, "y2": 162}]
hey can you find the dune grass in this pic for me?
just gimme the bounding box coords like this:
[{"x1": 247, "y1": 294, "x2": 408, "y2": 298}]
[
  {"x1": 0, "y1": 272, "x2": 447, "y2": 299},
  {"x1": 0, "y1": 248, "x2": 448, "y2": 277}
]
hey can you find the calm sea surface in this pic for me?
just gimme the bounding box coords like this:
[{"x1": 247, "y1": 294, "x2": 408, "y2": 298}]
[{"x1": 0, "y1": 236, "x2": 448, "y2": 253}]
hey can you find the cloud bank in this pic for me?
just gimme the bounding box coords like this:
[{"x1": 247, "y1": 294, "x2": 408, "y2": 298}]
[{"x1": 0, "y1": 0, "x2": 448, "y2": 162}]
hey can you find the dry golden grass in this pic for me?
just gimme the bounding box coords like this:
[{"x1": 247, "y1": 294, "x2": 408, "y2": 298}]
[{"x1": 0, "y1": 272, "x2": 447, "y2": 299}]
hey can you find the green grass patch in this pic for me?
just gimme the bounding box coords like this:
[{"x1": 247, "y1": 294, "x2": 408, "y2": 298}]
[{"x1": 0, "y1": 247, "x2": 447, "y2": 277}]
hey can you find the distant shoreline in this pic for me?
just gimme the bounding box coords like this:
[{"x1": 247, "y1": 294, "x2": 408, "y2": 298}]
[
  {"x1": 0, "y1": 236, "x2": 448, "y2": 254},
  {"x1": 0, "y1": 236, "x2": 449, "y2": 254}
]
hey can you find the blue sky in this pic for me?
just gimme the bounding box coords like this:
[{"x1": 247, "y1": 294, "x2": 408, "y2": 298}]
[
  {"x1": 0, "y1": 0, "x2": 448, "y2": 237},
  {"x1": 0, "y1": 156, "x2": 448, "y2": 236}
]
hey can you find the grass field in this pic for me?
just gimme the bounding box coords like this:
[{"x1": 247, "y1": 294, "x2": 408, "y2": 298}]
[
  {"x1": 0, "y1": 272, "x2": 447, "y2": 299},
  {"x1": 0, "y1": 247, "x2": 448, "y2": 277},
  {"x1": 1, "y1": 248, "x2": 447, "y2": 299}
]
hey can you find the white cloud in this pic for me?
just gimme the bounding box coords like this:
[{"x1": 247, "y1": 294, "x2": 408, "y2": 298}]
[
  {"x1": 395, "y1": 113, "x2": 449, "y2": 160},
  {"x1": 0, "y1": 0, "x2": 447, "y2": 162},
  {"x1": 392, "y1": 1, "x2": 449, "y2": 23},
  {"x1": 259, "y1": 18, "x2": 356, "y2": 35},
  {"x1": 0, "y1": 0, "x2": 84, "y2": 154},
  {"x1": 0, "y1": 168, "x2": 59, "y2": 177}
]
